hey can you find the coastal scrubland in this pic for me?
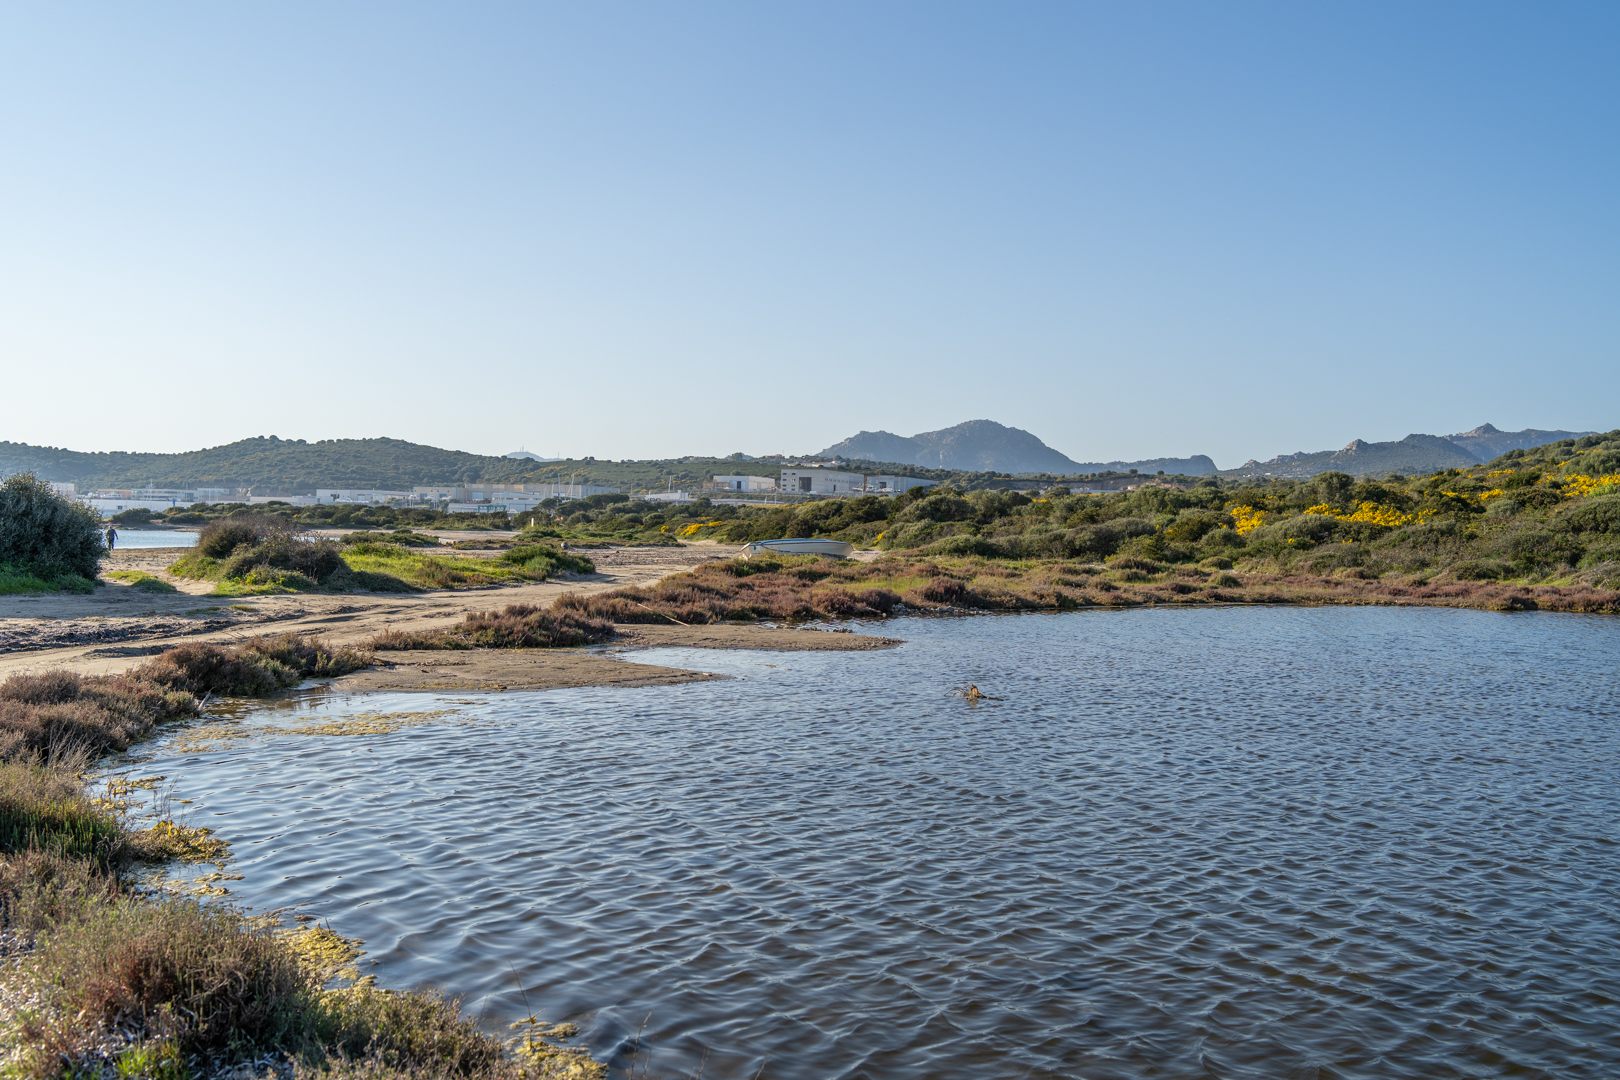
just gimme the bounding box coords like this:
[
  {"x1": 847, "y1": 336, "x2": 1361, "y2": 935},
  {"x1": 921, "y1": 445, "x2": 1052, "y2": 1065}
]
[
  {"x1": 164, "y1": 516, "x2": 595, "y2": 596},
  {"x1": 512, "y1": 431, "x2": 1620, "y2": 618},
  {"x1": 0, "y1": 636, "x2": 603, "y2": 1079},
  {"x1": 105, "y1": 428, "x2": 1620, "y2": 613}
]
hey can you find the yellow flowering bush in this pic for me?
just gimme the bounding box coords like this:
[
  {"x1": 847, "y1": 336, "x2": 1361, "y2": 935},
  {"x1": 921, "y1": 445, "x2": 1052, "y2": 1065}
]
[
  {"x1": 1296, "y1": 502, "x2": 1432, "y2": 528},
  {"x1": 679, "y1": 520, "x2": 727, "y2": 537},
  {"x1": 1228, "y1": 506, "x2": 1268, "y2": 535},
  {"x1": 1563, "y1": 473, "x2": 1620, "y2": 498}
]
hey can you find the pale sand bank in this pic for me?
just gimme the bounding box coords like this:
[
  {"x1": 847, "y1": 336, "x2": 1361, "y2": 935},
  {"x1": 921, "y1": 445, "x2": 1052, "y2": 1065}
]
[{"x1": 0, "y1": 541, "x2": 903, "y2": 690}]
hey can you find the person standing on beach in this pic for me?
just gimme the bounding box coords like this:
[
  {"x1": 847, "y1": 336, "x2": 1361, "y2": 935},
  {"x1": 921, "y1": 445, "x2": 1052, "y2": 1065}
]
[{"x1": 105, "y1": 526, "x2": 117, "y2": 550}]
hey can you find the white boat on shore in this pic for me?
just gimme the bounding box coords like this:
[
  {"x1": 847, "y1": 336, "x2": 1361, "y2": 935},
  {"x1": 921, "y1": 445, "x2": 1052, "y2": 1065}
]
[{"x1": 741, "y1": 538, "x2": 855, "y2": 560}]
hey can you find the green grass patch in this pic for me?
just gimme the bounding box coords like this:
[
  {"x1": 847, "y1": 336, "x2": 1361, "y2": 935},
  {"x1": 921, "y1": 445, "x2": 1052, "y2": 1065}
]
[
  {"x1": 104, "y1": 570, "x2": 180, "y2": 594},
  {"x1": 0, "y1": 762, "x2": 126, "y2": 863},
  {"x1": 167, "y1": 551, "x2": 222, "y2": 580},
  {"x1": 340, "y1": 542, "x2": 592, "y2": 590},
  {"x1": 170, "y1": 542, "x2": 587, "y2": 592},
  {"x1": 0, "y1": 562, "x2": 96, "y2": 595},
  {"x1": 846, "y1": 574, "x2": 934, "y2": 594},
  {"x1": 339, "y1": 528, "x2": 442, "y2": 547}
]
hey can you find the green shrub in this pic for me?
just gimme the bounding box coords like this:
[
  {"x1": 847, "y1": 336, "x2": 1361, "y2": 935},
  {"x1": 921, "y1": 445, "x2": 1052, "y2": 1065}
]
[
  {"x1": 197, "y1": 513, "x2": 294, "y2": 558},
  {"x1": 1163, "y1": 511, "x2": 1221, "y2": 543},
  {"x1": 1496, "y1": 528, "x2": 1584, "y2": 571},
  {"x1": 893, "y1": 492, "x2": 974, "y2": 525},
  {"x1": 0, "y1": 472, "x2": 107, "y2": 580},
  {"x1": 922, "y1": 535, "x2": 1004, "y2": 559},
  {"x1": 1196, "y1": 527, "x2": 1246, "y2": 554},
  {"x1": 219, "y1": 536, "x2": 343, "y2": 584},
  {"x1": 1250, "y1": 513, "x2": 1340, "y2": 546},
  {"x1": 495, "y1": 544, "x2": 596, "y2": 576},
  {"x1": 105, "y1": 570, "x2": 179, "y2": 594},
  {"x1": 1566, "y1": 449, "x2": 1620, "y2": 476},
  {"x1": 1554, "y1": 494, "x2": 1620, "y2": 535}
]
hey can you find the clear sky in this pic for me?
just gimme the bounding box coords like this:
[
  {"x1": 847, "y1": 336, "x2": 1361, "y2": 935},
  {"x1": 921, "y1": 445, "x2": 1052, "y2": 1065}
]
[{"x1": 2, "y1": 3, "x2": 1615, "y2": 469}]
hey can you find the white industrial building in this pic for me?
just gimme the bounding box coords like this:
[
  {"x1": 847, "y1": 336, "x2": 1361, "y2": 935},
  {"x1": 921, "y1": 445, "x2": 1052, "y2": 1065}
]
[
  {"x1": 83, "y1": 497, "x2": 188, "y2": 517},
  {"x1": 87, "y1": 487, "x2": 235, "y2": 503},
  {"x1": 711, "y1": 474, "x2": 778, "y2": 492},
  {"x1": 779, "y1": 469, "x2": 936, "y2": 496},
  {"x1": 246, "y1": 495, "x2": 318, "y2": 507},
  {"x1": 413, "y1": 483, "x2": 619, "y2": 504},
  {"x1": 81, "y1": 485, "x2": 240, "y2": 516},
  {"x1": 315, "y1": 489, "x2": 415, "y2": 505}
]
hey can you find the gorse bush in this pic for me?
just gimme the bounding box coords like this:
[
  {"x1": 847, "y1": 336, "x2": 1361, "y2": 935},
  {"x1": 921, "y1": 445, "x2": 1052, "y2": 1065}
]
[{"x1": 0, "y1": 472, "x2": 106, "y2": 583}]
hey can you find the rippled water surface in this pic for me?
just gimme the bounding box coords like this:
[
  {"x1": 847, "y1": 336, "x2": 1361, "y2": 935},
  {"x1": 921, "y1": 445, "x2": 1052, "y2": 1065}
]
[{"x1": 129, "y1": 607, "x2": 1620, "y2": 1078}]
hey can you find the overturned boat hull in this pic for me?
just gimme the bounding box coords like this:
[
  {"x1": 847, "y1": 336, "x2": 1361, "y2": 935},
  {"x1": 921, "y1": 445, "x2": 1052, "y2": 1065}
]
[{"x1": 742, "y1": 538, "x2": 855, "y2": 560}]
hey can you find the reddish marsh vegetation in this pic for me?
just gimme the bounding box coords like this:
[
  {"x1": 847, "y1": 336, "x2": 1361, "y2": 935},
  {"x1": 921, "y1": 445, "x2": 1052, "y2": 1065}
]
[
  {"x1": 371, "y1": 604, "x2": 615, "y2": 650},
  {"x1": 552, "y1": 551, "x2": 1620, "y2": 624}
]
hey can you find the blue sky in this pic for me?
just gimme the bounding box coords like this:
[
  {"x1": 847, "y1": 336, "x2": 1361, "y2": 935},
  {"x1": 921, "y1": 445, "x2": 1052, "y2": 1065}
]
[{"x1": 2, "y1": 3, "x2": 1615, "y2": 468}]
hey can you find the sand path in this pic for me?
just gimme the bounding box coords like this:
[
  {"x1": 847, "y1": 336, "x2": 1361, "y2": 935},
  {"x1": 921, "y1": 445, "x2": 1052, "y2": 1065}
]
[{"x1": 0, "y1": 539, "x2": 900, "y2": 687}]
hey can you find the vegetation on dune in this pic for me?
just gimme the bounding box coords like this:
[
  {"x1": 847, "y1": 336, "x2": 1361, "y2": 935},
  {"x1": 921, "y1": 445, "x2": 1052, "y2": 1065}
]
[
  {"x1": 338, "y1": 541, "x2": 593, "y2": 590},
  {"x1": 167, "y1": 513, "x2": 594, "y2": 594},
  {"x1": 143, "y1": 430, "x2": 1620, "y2": 613},
  {"x1": 0, "y1": 472, "x2": 106, "y2": 594}
]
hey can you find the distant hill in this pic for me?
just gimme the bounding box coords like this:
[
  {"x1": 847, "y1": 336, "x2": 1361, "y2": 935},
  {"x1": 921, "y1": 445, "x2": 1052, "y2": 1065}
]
[
  {"x1": 1219, "y1": 424, "x2": 1598, "y2": 479},
  {"x1": 819, "y1": 420, "x2": 1217, "y2": 476},
  {"x1": 0, "y1": 436, "x2": 541, "y2": 491},
  {"x1": 1067, "y1": 454, "x2": 1219, "y2": 476},
  {"x1": 1442, "y1": 423, "x2": 1595, "y2": 461}
]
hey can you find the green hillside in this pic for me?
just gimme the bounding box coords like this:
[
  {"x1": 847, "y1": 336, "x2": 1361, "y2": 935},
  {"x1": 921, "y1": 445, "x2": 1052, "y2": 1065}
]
[
  {"x1": 0, "y1": 437, "x2": 766, "y2": 492},
  {"x1": 0, "y1": 438, "x2": 964, "y2": 493},
  {"x1": 0, "y1": 437, "x2": 539, "y2": 490}
]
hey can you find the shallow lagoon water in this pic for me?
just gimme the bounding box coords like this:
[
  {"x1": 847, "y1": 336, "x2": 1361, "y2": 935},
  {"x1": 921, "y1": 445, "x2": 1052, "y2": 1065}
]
[
  {"x1": 129, "y1": 607, "x2": 1620, "y2": 1078},
  {"x1": 107, "y1": 529, "x2": 198, "y2": 549}
]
